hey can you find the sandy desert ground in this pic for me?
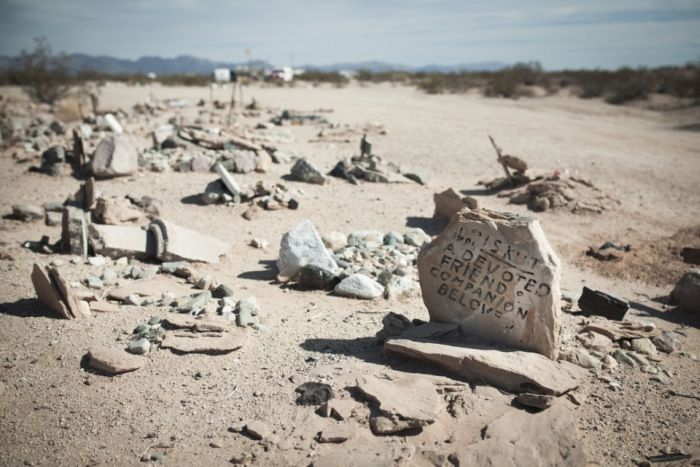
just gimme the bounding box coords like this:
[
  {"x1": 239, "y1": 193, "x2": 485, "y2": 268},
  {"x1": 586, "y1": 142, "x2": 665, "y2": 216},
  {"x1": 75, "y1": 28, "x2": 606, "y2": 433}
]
[{"x1": 0, "y1": 82, "x2": 698, "y2": 466}]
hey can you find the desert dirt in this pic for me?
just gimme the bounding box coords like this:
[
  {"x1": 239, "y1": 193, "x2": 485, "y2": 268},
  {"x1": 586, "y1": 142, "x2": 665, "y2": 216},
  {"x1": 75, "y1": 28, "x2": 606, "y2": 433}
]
[{"x1": 0, "y1": 82, "x2": 699, "y2": 466}]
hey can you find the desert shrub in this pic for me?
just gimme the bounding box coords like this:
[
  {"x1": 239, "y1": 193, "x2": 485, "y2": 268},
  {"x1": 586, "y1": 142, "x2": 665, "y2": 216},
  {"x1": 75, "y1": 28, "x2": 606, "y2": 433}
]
[
  {"x1": 295, "y1": 71, "x2": 349, "y2": 87},
  {"x1": 13, "y1": 37, "x2": 71, "y2": 104}
]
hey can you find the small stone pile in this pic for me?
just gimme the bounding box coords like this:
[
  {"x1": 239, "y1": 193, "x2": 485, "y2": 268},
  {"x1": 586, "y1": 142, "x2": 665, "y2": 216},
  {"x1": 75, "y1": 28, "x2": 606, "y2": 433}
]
[{"x1": 277, "y1": 219, "x2": 429, "y2": 300}]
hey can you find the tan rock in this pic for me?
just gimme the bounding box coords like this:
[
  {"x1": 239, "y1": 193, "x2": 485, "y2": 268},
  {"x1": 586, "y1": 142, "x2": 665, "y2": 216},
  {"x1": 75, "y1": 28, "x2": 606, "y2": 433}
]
[
  {"x1": 47, "y1": 266, "x2": 89, "y2": 318},
  {"x1": 87, "y1": 347, "x2": 144, "y2": 375},
  {"x1": 356, "y1": 375, "x2": 440, "y2": 434},
  {"x1": 384, "y1": 338, "x2": 583, "y2": 395},
  {"x1": 92, "y1": 197, "x2": 142, "y2": 224},
  {"x1": 417, "y1": 208, "x2": 562, "y2": 359},
  {"x1": 452, "y1": 402, "x2": 587, "y2": 466},
  {"x1": 89, "y1": 301, "x2": 121, "y2": 313},
  {"x1": 317, "y1": 423, "x2": 354, "y2": 443},
  {"x1": 31, "y1": 264, "x2": 71, "y2": 319},
  {"x1": 433, "y1": 188, "x2": 469, "y2": 219}
]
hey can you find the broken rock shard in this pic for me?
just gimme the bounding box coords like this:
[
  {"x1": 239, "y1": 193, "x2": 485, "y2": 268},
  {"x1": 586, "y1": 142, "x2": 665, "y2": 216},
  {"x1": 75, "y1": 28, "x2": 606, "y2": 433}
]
[
  {"x1": 277, "y1": 219, "x2": 338, "y2": 282},
  {"x1": 31, "y1": 264, "x2": 71, "y2": 319},
  {"x1": 149, "y1": 219, "x2": 229, "y2": 263},
  {"x1": 417, "y1": 208, "x2": 562, "y2": 359},
  {"x1": 384, "y1": 338, "x2": 583, "y2": 395},
  {"x1": 62, "y1": 206, "x2": 88, "y2": 257}
]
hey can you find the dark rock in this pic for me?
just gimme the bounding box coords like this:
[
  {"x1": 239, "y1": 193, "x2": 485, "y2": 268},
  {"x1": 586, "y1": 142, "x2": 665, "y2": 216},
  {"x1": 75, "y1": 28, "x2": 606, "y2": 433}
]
[
  {"x1": 295, "y1": 382, "x2": 334, "y2": 406},
  {"x1": 578, "y1": 286, "x2": 629, "y2": 320}
]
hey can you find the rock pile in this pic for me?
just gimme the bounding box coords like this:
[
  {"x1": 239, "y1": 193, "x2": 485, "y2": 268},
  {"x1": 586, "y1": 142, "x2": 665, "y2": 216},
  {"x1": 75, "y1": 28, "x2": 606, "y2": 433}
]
[{"x1": 277, "y1": 220, "x2": 429, "y2": 300}]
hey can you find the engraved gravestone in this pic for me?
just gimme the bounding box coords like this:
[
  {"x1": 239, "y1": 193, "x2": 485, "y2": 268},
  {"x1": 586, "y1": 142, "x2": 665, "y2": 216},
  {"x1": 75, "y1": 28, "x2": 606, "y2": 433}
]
[{"x1": 417, "y1": 208, "x2": 562, "y2": 359}]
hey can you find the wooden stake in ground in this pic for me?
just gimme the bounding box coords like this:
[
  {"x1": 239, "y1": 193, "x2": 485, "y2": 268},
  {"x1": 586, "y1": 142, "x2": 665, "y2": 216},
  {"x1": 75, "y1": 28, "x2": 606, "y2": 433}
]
[
  {"x1": 488, "y1": 135, "x2": 513, "y2": 182},
  {"x1": 226, "y1": 82, "x2": 238, "y2": 127}
]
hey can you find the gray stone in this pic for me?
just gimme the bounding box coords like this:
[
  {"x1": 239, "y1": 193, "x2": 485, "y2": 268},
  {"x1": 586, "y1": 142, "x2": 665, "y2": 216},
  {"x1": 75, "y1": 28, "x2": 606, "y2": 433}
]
[
  {"x1": 124, "y1": 293, "x2": 142, "y2": 306},
  {"x1": 514, "y1": 393, "x2": 555, "y2": 410},
  {"x1": 670, "y1": 269, "x2": 700, "y2": 313},
  {"x1": 653, "y1": 331, "x2": 682, "y2": 354},
  {"x1": 630, "y1": 337, "x2": 658, "y2": 357},
  {"x1": 128, "y1": 338, "x2": 151, "y2": 355},
  {"x1": 334, "y1": 273, "x2": 384, "y2": 299},
  {"x1": 12, "y1": 204, "x2": 44, "y2": 222},
  {"x1": 236, "y1": 297, "x2": 260, "y2": 327},
  {"x1": 417, "y1": 208, "x2": 562, "y2": 359},
  {"x1": 191, "y1": 154, "x2": 212, "y2": 172},
  {"x1": 277, "y1": 219, "x2": 338, "y2": 282},
  {"x1": 383, "y1": 231, "x2": 404, "y2": 246},
  {"x1": 612, "y1": 349, "x2": 636, "y2": 367},
  {"x1": 89, "y1": 135, "x2": 138, "y2": 178},
  {"x1": 384, "y1": 274, "x2": 418, "y2": 299},
  {"x1": 86, "y1": 275, "x2": 104, "y2": 289},
  {"x1": 561, "y1": 348, "x2": 601, "y2": 370},
  {"x1": 230, "y1": 150, "x2": 258, "y2": 173},
  {"x1": 403, "y1": 228, "x2": 431, "y2": 247},
  {"x1": 289, "y1": 158, "x2": 326, "y2": 184},
  {"x1": 347, "y1": 230, "x2": 383, "y2": 248}
]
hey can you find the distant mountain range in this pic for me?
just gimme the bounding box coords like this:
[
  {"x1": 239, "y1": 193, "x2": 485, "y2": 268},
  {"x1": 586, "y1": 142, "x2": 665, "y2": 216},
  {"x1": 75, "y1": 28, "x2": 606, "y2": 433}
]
[{"x1": 0, "y1": 53, "x2": 508, "y2": 75}]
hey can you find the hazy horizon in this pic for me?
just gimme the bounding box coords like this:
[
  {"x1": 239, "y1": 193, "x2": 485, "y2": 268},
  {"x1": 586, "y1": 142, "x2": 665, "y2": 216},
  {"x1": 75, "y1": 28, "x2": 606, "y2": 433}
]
[{"x1": 1, "y1": 0, "x2": 699, "y2": 70}]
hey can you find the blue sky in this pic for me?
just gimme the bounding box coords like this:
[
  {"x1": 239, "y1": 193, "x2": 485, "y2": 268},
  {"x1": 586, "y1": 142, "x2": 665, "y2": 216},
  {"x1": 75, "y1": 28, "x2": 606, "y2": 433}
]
[{"x1": 1, "y1": 0, "x2": 699, "y2": 69}]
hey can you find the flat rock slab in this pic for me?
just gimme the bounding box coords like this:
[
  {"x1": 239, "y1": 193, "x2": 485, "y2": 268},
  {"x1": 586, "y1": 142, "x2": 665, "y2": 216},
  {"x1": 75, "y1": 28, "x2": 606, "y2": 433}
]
[
  {"x1": 583, "y1": 319, "x2": 659, "y2": 341},
  {"x1": 453, "y1": 402, "x2": 587, "y2": 466},
  {"x1": 87, "y1": 347, "x2": 144, "y2": 375},
  {"x1": 89, "y1": 301, "x2": 121, "y2": 313},
  {"x1": 108, "y1": 276, "x2": 196, "y2": 302},
  {"x1": 160, "y1": 330, "x2": 247, "y2": 355},
  {"x1": 384, "y1": 338, "x2": 583, "y2": 395},
  {"x1": 356, "y1": 375, "x2": 440, "y2": 434},
  {"x1": 149, "y1": 219, "x2": 229, "y2": 264},
  {"x1": 417, "y1": 208, "x2": 562, "y2": 359},
  {"x1": 89, "y1": 224, "x2": 153, "y2": 259}
]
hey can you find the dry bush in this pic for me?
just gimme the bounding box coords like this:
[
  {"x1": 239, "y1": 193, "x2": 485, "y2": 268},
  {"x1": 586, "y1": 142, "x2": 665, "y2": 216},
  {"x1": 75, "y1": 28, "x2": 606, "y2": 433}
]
[
  {"x1": 295, "y1": 71, "x2": 349, "y2": 87},
  {"x1": 13, "y1": 37, "x2": 71, "y2": 104}
]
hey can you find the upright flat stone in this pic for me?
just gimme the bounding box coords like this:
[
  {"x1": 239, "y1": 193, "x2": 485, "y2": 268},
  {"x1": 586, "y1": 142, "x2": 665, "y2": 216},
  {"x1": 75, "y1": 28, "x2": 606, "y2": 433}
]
[
  {"x1": 417, "y1": 208, "x2": 562, "y2": 359},
  {"x1": 149, "y1": 219, "x2": 229, "y2": 263},
  {"x1": 89, "y1": 135, "x2": 138, "y2": 178},
  {"x1": 384, "y1": 338, "x2": 583, "y2": 395},
  {"x1": 277, "y1": 220, "x2": 338, "y2": 282},
  {"x1": 31, "y1": 264, "x2": 71, "y2": 319},
  {"x1": 62, "y1": 206, "x2": 88, "y2": 256}
]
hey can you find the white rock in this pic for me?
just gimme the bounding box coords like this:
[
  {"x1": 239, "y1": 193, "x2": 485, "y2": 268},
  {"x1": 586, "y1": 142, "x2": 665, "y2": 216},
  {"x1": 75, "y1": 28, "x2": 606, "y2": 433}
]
[
  {"x1": 417, "y1": 208, "x2": 562, "y2": 359},
  {"x1": 334, "y1": 273, "x2": 384, "y2": 299},
  {"x1": 404, "y1": 228, "x2": 431, "y2": 247},
  {"x1": 88, "y1": 256, "x2": 107, "y2": 267},
  {"x1": 322, "y1": 231, "x2": 347, "y2": 252},
  {"x1": 277, "y1": 220, "x2": 338, "y2": 282},
  {"x1": 104, "y1": 113, "x2": 123, "y2": 134},
  {"x1": 384, "y1": 275, "x2": 419, "y2": 299}
]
